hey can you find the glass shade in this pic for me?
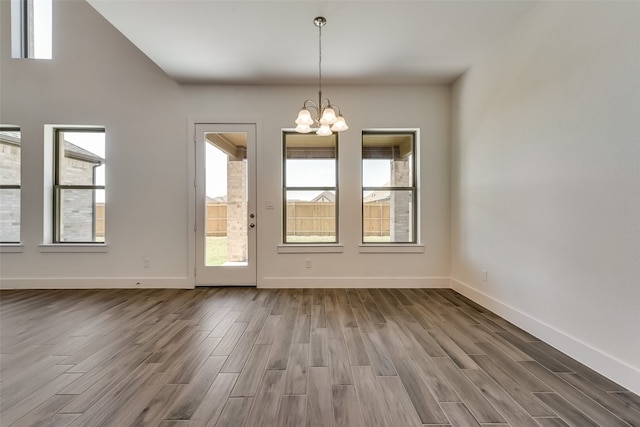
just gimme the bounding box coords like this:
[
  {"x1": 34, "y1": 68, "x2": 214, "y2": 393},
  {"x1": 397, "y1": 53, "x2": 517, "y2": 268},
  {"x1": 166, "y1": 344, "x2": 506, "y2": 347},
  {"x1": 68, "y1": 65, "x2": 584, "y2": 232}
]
[
  {"x1": 331, "y1": 116, "x2": 348, "y2": 132},
  {"x1": 295, "y1": 109, "x2": 314, "y2": 126},
  {"x1": 295, "y1": 124, "x2": 313, "y2": 133},
  {"x1": 319, "y1": 107, "x2": 337, "y2": 125},
  {"x1": 316, "y1": 125, "x2": 332, "y2": 136}
]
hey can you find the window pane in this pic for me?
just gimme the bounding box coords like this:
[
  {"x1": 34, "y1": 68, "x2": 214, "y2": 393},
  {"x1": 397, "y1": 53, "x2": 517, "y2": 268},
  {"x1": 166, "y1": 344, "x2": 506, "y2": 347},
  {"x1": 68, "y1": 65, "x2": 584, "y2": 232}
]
[
  {"x1": 285, "y1": 190, "x2": 336, "y2": 243},
  {"x1": 285, "y1": 134, "x2": 336, "y2": 187},
  {"x1": 0, "y1": 129, "x2": 21, "y2": 186},
  {"x1": 362, "y1": 133, "x2": 414, "y2": 187},
  {"x1": 1, "y1": 128, "x2": 21, "y2": 243},
  {"x1": 57, "y1": 131, "x2": 105, "y2": 186},
  {"x1": 57, "y1": 188, "x2": 104, "y2": 242},
  {"x1": 0, "y1": 188, "x2": 20, "y2": 243},
  {"x1": 363, "y1": 190, "x2": 414, "y2": 243},
  {"x1": 11, "y1": 0, "x2": 52, "y2": 59}
]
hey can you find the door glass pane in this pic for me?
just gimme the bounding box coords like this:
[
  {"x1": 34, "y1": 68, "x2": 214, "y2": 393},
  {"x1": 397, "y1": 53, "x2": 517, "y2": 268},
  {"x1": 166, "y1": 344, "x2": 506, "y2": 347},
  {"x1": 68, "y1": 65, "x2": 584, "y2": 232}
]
[{"x1": 205, "y1": 132, "x2": 248, "y2": 266}]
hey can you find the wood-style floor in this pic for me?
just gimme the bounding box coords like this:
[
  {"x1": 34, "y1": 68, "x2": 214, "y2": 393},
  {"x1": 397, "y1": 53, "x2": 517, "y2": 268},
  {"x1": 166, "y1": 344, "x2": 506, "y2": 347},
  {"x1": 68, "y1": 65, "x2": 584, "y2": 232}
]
[{"x1": 1, "y1": 288, "x2": 638, "y2": 427}]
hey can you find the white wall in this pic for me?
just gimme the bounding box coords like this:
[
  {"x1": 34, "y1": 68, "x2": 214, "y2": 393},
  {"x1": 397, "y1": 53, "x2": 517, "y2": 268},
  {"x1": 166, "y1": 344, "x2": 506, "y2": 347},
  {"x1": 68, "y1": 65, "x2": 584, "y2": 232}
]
[
  {"x1": 451, "y1": 2, "x2": 640, "y2": 393},
  {"x1": 183, "y1": 85, "x2": 452, "y2": 288},
  {"x1": 0, "y1": 0, "x2": 191, "y2": 288}
]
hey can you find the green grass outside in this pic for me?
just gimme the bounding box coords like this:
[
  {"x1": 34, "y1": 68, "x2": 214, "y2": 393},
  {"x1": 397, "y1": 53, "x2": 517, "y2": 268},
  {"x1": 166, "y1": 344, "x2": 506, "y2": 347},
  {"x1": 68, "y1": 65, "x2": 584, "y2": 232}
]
[{"x1": 206, "y1": 236, "x2": 228, "y2": 266}]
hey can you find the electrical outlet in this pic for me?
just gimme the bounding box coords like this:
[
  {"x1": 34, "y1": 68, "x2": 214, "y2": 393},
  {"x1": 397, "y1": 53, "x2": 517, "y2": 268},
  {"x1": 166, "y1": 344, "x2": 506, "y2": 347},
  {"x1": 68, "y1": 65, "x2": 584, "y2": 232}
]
[
  {"x1": 481, "y1": 269, "x2": 488, "y2": 282},
  {"x1": 143, "y1": 257, "x2": 150, "y2": 268},
  {"x1": 305, "y1": 258, "x2": 312, "y2": 268}
]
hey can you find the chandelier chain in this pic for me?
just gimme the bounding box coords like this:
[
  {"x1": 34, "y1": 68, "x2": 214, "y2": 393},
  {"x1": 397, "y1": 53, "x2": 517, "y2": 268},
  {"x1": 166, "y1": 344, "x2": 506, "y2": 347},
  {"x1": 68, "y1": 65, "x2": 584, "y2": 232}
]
[{"x1": 318, "y1": 20, "x2": 323, "y2": 103}]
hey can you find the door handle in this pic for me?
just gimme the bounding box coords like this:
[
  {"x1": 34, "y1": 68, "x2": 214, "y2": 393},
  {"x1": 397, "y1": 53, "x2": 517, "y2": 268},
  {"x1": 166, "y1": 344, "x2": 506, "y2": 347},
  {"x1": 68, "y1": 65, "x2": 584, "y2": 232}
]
[{"x1": 249, "y1": 223, "x2": 255, "y2": 228}]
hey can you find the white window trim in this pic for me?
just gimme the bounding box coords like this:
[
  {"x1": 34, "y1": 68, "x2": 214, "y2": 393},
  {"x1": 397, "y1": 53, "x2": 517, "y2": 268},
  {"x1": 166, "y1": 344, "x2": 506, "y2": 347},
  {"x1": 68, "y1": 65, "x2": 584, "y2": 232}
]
[
  {"x1": 277, "y1": 244, "x2": 343, "y2": 254},
  {"x1": 358, "y1": 244, "x2": 424, "y2": 254},
  {"x1": 0, "y1": 244, "x2": 24, "y2": 253},
  {"x1": 39, "y1": 243, "x2": 109, "y2": 253}
]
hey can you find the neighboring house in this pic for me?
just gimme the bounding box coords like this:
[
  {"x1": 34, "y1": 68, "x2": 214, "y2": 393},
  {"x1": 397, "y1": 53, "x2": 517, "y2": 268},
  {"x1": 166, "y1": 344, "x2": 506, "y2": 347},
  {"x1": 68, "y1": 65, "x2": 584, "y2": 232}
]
[
  {"x1": 59, "y1": 141, "x2": 104, "y2": 242},
  {"x1": 363, "y1": 190, "x2": 390, "y2": 203},
  {"x1": 310, "y1": 191, "x2": 335, "y2": 203}
]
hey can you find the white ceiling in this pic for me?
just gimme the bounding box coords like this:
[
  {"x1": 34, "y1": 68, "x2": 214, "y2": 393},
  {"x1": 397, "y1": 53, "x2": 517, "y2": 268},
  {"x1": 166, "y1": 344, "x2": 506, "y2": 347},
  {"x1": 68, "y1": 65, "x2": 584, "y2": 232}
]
[{"x1": 86, "y1": 0, "x2": 536, "y2": 85}]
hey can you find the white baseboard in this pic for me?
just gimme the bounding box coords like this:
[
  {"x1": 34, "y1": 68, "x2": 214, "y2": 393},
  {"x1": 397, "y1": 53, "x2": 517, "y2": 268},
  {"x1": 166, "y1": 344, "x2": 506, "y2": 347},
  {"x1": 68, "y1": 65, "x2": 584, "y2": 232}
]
[
  {"x1": 450, "y1": 278, "x2": 640, "y2": 396},
  {"x1": 0, "y1": 277, "x2": 194, "y2": 289},
  {"x1": 259, "y1": 276, "x2": 450, "y2": 289}
]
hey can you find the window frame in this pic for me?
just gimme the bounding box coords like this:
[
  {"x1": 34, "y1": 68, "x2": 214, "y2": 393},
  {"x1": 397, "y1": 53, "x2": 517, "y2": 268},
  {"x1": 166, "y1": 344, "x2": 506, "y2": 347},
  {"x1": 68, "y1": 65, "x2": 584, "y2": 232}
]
[
  {"x1": 11, "y1": 0, "x2": 52, "y2": 59},
  {"x1": 53, "y1": 127, "x2": 105, "y2": 244},
  {"x1": 282, "y1": 131, "x2": 339, "y2": 245},
  {"x1": 361, "y1": 129, "x2": 418, "y2": 245},
  {"x1": 0, "y1": 126, "x2": 22, "y2": 244}
]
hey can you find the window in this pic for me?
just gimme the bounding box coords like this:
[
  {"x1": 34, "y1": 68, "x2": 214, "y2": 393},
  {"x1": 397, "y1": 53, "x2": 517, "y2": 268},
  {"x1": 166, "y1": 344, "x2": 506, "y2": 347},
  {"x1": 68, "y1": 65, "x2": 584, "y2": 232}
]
[
  {"x1": 0, "y1": 127, "x2": 21, "y2": 243},
  {"x1": 283, "y1": 132, "x2": 338, "y2": 243},
  {"x1": 11, "y1": 0, "x2": 52, "y2": 59},
  {"x1": 362, "y1": 130, "x2": 417, "y2": 243},
  {"x1": 53, "y1": 128, "x2": 105, "y2": 243}
]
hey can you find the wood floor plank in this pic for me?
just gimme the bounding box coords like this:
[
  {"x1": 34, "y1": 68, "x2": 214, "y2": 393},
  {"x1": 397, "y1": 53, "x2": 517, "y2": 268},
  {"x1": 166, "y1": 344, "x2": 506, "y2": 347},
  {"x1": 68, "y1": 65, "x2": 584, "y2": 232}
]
[
  {"x1": 306, "y1": 367, "x2": 334, "y2": 427},
  {"x1": 9, "y1": 394, "x2": 76, "y2": 427},
  {"x1": 378, "y1": 375, "x2": 423, "y2": 427},
  {"x1": 283, "y1": 343, "x2": 309, "y2": 395},
  {"x1": 409, "y1": 346, "x2": 460, "y2": 403},
  {"x1": 520, "y1": 361, "x2": 631, "y2": 427},
  {"x1": 189, "y1": 372, "x2": 238, "y2": 426},
  {"x1": 164, "y1": 355, "x2": 227, "y2": 420},
  {"x1": 214, "y1": 397, "x2": 253, "y2": 427},
  {"x1": 431, "y1": 357, "x2": 506, "y2": 424},
  {"x1": 212, "y1": 322, "x2": 248, "y2": 356},
  {"x1": 309, "y1": 328, "x2": 329, "y2": 367},
  {"x1": 463, "y1": 369, "x2": 539, "y2": 427},
  {"x1": 277, "y1": 394, "x2": 306, "y2": 427},
  {"x1": 244, "y1": 370, "x2": 286, "y2": 426},
  {"x1": 127, "y1": 384, "x2": 185, "y2": 427},
  {"x1": 230, "y1": 344, "x2": 272, "y2": 397},
  {"x1": 343, "y1": 327, "x2": 370, "y2": 366},
  {"x1": 328, "y1": 338, "x2": 353, "y2": 385},
  {"x1": 220, "y1": 330, "x2": 259, "y2": 373},
  {"x1": 267, "y1": 330, "x2": 294, "y2": 370},
  {"x1": 361, "y1": 332, "x2": 396, "y2": 376},
  {"x1": 498, "y1": 332, "x2": 572, "y2": 373},
  {"x1": 533, "y1": 392, "x2": 600, "y2": 427},
  {"x1": 391, "y1": 355, "x2": 449, "y2": 425},
  {"x1": 351, "y1": 366, "x2": 393, "y2": 427},
  {"x1": 439, "y1": 402, "x2": 481, "y2": 427},
  {"x1": 533, "y1": 417, "x2": 572, "y2": 427},
  {"x1": 332, "y1": 385, "x2": 365, "y2": 427},
  {"x1": 470, "y1": 354, "x2": 555, "y2": 417},
  {"x1": 476, "y1": 341, "x2": 552, "y2": 392}
]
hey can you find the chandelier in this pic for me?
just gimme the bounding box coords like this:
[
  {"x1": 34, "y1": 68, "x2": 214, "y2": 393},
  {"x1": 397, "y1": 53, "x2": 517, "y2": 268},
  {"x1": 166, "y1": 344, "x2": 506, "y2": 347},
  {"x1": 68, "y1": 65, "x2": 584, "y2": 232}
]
[{"x1": 294, "y1": 16, "x2": 348, "y2": 136}]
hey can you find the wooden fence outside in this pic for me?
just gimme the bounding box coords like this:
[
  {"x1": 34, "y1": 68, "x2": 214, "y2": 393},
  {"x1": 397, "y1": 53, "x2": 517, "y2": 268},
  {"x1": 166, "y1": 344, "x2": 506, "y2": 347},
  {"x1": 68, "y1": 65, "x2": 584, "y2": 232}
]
[
  {"x1": 96, "y1": 203, "x2": 105, "y2": 238},
  {"x1": 204, "y1": 201, "x2": 391, "y2": 237},
  {"x1": 94, "y1": 201, "x2": 391, "y2": 238}
]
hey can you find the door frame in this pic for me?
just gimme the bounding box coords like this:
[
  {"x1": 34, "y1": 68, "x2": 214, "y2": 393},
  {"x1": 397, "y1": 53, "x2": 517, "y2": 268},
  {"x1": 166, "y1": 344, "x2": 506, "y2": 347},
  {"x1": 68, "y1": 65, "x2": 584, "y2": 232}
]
[{"x1": 188, "y1": 120, "x2": 259, "y2": 287}]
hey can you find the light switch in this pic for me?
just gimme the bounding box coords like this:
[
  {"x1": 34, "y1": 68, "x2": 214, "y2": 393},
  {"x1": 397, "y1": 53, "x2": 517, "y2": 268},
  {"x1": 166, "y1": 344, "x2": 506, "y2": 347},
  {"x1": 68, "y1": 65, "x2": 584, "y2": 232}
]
[{"x1": 265, "y1": 200, "x2": 274, "y2": 209}]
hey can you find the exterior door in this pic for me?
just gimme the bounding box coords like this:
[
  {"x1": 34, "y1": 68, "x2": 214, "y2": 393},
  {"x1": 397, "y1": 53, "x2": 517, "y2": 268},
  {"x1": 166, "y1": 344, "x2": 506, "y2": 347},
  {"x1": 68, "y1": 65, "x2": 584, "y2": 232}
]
[{"x1": 195, "y1": 123, "x2": 256, "y2": 286}]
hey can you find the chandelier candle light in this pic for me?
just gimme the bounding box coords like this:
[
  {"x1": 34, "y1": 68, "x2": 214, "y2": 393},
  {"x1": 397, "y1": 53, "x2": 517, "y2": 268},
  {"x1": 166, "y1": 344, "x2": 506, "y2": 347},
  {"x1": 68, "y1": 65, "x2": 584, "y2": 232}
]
[{"x1": 294, "y1": 16, "x2": 348, "y2": 136}]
